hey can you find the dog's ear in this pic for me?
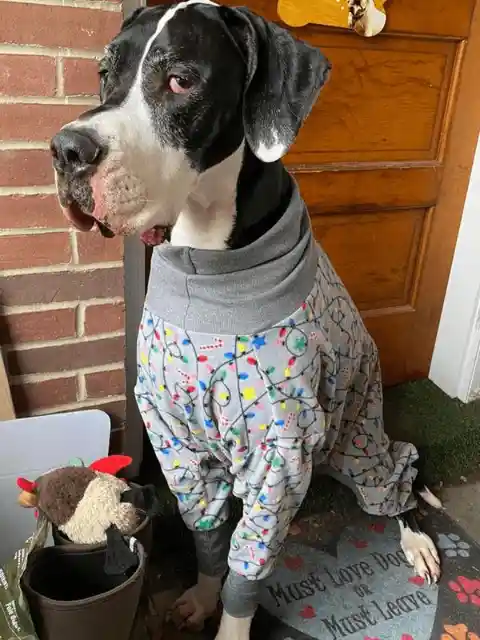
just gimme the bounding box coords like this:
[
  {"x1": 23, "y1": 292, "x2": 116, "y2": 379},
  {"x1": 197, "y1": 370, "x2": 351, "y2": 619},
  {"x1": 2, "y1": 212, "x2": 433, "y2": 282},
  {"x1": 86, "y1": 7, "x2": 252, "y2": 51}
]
[
  {"x1": 221, "y1": 7, "x2": 331, "y2": 163},
  {"x1": 121, "y1": 7, "x2": 147, "y2": 31}
]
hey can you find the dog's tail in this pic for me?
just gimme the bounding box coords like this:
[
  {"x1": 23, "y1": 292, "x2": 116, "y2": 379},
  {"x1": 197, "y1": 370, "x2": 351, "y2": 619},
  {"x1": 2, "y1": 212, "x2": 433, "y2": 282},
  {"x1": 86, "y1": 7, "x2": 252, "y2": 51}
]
[
  {"x1": 416, "y1": 485, "x2": 444, "y2": 510},
  {"x1": 411, "y1": 448, "x2": 444, "y2": 510}
]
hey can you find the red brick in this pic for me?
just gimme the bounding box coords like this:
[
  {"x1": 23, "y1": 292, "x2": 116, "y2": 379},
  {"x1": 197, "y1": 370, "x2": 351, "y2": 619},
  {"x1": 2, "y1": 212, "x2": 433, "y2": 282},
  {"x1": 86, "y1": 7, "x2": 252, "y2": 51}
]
[
  {"x1": 11, "y1": 376, "x2": 77, "y2": 414},
  {"x1": 77, "y1": 233, "x2": 123, "y2": 264},
  {"x1": 63, "y1": 58, "x2": 100, "y2": 96},
  {"x1": 0, "y1": 195, "x2": 67, "y2": 229},
  {"x1": 0, "y1": 104, "x2": 89, "y2": 142},
  {"x1": 8, "y1": 335, "x2": 125, "y2": 375},
  {"x1": 0, "y1": 55, "x2": 55, "y2": 96},
  {"x1": 0, "y1": 308, "x2": 76, "y2": 344},
  {"x1": 0, "y1": 149, "x2": 53, "y2": 188},
  {"x1": 85, "y1": 302, "x2": 125, "y2": 335},
  {"x1": 85, "y1": 368, "x2": 125, "y2": 398},
  {"x1": 0, "y1": 4, "x2": 121, "y2": 51},
  {"x1": 0, "y1": 267, "x2": 124, "y2": 306},
  {"x1": 0, "y1": 232, "x2": 70, "y2": 269}
]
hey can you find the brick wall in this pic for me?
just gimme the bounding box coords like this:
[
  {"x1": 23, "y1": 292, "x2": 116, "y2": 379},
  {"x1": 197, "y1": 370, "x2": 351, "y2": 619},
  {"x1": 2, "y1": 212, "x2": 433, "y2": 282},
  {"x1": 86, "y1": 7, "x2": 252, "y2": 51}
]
[{"x1": 0, "y1": 0, "x2": 127, "y2": 449}]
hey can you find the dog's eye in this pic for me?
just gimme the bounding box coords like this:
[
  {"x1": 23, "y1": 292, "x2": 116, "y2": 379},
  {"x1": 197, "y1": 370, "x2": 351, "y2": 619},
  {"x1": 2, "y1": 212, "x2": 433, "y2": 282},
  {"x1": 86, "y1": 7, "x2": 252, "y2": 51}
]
[{"x1": 167, "y1": 75, "x2": 192, "y2": 94}]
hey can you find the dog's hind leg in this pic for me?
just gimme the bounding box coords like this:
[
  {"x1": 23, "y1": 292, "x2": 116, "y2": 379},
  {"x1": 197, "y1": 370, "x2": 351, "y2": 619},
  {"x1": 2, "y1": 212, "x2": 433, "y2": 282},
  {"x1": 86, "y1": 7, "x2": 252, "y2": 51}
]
[{"x1": 396, "y1": 509, "x2": 441, "y2": 584}]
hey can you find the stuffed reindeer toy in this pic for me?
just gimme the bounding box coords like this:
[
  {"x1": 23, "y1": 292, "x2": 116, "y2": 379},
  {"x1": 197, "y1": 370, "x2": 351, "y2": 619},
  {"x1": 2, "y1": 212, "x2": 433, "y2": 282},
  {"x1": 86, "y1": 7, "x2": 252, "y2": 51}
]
[
  {"x1": 0, "y1": 456, "x2": 156, "y2": 640},
  {"x1": 17, "y1": 455, "x2": 156, "y2": 573}
]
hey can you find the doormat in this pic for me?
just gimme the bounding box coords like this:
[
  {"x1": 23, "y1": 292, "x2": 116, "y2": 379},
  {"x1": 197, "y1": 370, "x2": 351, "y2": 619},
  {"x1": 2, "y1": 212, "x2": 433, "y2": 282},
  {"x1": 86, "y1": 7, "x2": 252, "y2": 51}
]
[{"x1": 254, "y1": 510, "x2": 480, "y2": 640}]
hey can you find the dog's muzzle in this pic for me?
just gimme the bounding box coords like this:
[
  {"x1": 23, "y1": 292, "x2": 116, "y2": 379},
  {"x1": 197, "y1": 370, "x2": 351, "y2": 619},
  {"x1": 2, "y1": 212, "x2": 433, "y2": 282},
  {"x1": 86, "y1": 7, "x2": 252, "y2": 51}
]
[{"x1": 50, "y1": 127, "x2": 115, "y2": 238}]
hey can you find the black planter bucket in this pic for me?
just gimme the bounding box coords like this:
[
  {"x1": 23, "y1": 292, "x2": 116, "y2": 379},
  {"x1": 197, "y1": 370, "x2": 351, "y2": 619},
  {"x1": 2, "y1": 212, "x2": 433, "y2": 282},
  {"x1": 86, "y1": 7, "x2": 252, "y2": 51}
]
[{"x1": 21, "y1": 541, "x2": 145, "y2": 640}]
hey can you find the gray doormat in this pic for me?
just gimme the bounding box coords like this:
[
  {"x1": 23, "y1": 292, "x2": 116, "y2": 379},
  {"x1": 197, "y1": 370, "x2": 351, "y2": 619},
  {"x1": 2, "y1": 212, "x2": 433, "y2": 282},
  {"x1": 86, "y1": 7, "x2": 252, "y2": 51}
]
[{"x1": 253, "y1": 511, "x2": 480, "y2": 640}]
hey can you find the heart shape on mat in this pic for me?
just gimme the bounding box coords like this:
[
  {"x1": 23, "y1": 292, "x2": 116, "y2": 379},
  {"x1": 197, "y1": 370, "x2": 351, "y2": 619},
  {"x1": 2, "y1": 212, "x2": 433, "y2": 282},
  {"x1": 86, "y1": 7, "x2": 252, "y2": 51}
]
[
  {"x1": 259, "y1": 519, "x2": 439, "y2": 640},
  {"x1": 408, "y1": 576, "x2": 425, "y2": 586},
  {"x1": 351, "y1": 539, "x2": 369, "y2": 549},
  {"x1": 299, "y1": 605, "x2": 317, "y2": 619},
  {"x1": 284, "y1": 555, "x2": 304, "y2": 571}
]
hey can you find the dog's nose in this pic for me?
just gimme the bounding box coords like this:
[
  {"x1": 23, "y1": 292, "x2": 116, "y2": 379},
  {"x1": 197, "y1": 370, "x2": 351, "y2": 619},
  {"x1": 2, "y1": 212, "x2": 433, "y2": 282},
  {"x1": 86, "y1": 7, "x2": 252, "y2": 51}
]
[{"x1": 50, "y1": 128, "x2": 103, "y2": 174}]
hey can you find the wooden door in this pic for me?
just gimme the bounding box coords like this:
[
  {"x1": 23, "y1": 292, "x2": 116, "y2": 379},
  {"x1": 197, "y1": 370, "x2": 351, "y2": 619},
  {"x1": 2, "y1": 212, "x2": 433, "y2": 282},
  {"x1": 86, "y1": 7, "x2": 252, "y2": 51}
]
[{"x1": 147, "y1": 0, "x2": 480, "y2": 385}]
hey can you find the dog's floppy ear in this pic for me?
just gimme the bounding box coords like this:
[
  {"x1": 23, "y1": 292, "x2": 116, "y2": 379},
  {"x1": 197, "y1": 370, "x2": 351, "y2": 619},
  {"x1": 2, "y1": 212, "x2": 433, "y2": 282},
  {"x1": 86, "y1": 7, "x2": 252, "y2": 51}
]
[
  {"x1": 222, "y1": 7, "x2": 331, "y2": 163},
  {"x1": 121, "y1": 6, "x2": 147, "y2": 31}
]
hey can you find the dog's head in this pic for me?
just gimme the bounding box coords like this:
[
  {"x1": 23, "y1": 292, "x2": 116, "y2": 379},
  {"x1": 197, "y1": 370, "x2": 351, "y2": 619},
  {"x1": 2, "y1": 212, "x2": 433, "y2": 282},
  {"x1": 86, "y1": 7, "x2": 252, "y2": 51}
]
[{"x1": 51, "y1": 1, "x2": 331, "y2": 243}]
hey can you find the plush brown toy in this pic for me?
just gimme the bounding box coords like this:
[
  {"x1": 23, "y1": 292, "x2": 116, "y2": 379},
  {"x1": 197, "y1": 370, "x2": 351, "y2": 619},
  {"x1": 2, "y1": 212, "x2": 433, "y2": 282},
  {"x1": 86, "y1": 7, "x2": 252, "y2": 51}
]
[
  {"x1": 17, "y1": 455, "x2": 156, "y2": 574},
  {"x1": 17, "y1": 455, "x2": 137, "y2": 543}
]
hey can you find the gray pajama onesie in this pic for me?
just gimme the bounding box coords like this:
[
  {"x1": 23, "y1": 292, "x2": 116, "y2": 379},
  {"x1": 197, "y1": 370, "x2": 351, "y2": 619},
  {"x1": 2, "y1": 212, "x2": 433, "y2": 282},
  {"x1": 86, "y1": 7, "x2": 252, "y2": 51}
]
[{"x1": 135, "y1": 181, "x2": 419, "y2": 617}]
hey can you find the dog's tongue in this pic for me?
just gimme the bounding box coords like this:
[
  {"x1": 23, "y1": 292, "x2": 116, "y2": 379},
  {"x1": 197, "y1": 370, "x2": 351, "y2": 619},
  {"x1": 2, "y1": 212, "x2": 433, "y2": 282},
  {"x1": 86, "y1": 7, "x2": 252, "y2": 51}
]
[{"x1": 140, "y1": 227, "x2": 166, "y2": 246}]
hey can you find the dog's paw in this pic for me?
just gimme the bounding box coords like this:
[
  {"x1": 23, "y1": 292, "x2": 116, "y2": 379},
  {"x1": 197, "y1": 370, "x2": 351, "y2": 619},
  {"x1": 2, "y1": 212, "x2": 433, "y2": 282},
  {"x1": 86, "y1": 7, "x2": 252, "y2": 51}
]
[
  {"x1": 169, "y1": 581, "x2": 220, "y2": 632},
  {"x1": 400, "y1": 528, "x2": 441, "y2": 584}
]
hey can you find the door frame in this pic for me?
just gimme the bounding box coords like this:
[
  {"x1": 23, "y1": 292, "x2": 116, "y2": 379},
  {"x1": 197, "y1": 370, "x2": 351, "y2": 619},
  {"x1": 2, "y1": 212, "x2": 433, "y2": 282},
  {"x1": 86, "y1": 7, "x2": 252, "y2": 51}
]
[
  {"x1": 122, "y1": 0, "x2": 148, "y2": 475},
  {"x1": 422, "y1": 1, "x2": 480, "y2": 401},
  {"x1": 430, "y1": 137, "x2": 480, "y2": 402}
]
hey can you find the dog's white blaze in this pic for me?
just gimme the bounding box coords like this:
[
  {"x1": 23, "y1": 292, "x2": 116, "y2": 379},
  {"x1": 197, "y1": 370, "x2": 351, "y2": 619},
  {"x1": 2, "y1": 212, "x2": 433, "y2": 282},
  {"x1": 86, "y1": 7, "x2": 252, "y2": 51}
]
[{"x1": 134, "y1": 0, "x2": 218, "y2": 89}]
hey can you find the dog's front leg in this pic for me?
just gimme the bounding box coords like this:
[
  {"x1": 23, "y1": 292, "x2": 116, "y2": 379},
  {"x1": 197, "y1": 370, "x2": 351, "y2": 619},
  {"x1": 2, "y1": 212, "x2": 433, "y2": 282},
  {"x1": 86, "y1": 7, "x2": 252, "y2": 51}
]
[
  {"x1": 170, "y1": 520, "x2": 233, "y2": 630},
  {"x1": 170, "y1": 573, "x2": 223, "y2": 631}
]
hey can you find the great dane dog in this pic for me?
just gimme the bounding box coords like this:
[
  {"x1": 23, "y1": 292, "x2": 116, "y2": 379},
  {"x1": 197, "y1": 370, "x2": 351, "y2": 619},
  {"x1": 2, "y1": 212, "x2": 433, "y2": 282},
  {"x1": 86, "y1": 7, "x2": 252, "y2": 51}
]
[{"x1": 51, "y1": 3, "x2": 441, "y2": 638}]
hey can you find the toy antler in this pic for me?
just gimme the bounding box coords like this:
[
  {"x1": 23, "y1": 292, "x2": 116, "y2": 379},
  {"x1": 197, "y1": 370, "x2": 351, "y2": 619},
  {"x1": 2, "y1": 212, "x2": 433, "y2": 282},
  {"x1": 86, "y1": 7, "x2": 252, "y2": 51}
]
[
  {"x1": 17, "y1": 477, "x2": 38, "y2": 508},
  {"x1": 89, "y1": 455, "x2": 132, "y2": 476},
  {"x1": 17, "y1": 477, "x2": 36, "y2": 492}
]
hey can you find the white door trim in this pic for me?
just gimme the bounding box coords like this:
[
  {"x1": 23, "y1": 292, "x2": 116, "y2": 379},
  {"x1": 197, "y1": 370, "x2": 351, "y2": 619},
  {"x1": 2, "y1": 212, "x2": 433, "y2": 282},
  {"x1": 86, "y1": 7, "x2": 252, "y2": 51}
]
[{"x1": 429, "y1": 136, "x2": 480, "y2": 402}]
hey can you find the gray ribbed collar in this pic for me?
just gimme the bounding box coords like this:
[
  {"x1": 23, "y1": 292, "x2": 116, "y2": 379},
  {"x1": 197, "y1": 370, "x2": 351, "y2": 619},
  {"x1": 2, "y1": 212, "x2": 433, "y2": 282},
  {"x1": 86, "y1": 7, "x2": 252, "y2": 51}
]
[{"x1": 145, "y1": 181, "x2": 318, "y2": 334}]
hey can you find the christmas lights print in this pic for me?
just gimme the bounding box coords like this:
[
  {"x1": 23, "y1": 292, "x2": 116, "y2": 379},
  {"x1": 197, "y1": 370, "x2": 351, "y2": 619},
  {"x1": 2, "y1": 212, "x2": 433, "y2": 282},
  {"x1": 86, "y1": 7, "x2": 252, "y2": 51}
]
[{"x1": 135, "y1": 257, "x2": 418, "y2": 580}]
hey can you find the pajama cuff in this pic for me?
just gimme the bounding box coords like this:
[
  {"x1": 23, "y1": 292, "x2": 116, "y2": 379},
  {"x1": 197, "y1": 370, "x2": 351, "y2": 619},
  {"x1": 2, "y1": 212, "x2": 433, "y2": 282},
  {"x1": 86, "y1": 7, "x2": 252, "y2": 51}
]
[
  {"x1": 192, "y1": 520, "x2": 233, "y2": 578},
  {"x1": 221, "y1": 571, "x2": 262, "y2": 618}
]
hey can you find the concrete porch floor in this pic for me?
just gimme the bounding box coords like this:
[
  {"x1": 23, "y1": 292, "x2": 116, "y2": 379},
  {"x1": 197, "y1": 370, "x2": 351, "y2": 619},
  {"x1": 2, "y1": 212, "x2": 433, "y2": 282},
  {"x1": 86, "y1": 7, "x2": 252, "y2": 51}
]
[{"x1": 443, "y1": 480, "x2": 480, "y2": 540}]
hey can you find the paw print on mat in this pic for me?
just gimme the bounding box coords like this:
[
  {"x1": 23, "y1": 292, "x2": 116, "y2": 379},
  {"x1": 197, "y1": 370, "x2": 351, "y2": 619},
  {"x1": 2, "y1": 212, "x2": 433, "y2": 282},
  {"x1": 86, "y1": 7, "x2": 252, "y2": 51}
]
[
  {"x1": 448, "y1": 576, "x2": 480, "y2": 606},
  {"x1": 438, "y1": 533, "x2": 471, "y2": 558},
  {"x1": 441, "y1": 622, "x2": 480, "y2": 640}
]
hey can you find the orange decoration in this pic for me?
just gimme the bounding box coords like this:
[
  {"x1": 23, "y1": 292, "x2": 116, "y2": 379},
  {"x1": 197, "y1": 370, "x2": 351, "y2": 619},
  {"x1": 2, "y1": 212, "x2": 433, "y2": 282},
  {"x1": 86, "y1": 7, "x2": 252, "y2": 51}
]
[
  {"x1": 442, "y1": 623, "x2": 480, "y2": 640},
  {"x1": 277, "y1": 0, "x2": 388, "y2": 37}
]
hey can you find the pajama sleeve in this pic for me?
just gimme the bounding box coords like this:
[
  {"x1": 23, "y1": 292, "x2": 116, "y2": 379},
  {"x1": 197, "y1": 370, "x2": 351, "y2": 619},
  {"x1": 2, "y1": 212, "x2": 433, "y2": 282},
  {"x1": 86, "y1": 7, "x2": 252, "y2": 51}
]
[
  {"x1": 135, "y1": 387, "x2": 233, "y2": 577},
  {"x1": 167, "y1": 452, "x2": 234, "y2": 578},
  {"x1": 221, "y1": 436, "x2": 315, "y2": 617}
]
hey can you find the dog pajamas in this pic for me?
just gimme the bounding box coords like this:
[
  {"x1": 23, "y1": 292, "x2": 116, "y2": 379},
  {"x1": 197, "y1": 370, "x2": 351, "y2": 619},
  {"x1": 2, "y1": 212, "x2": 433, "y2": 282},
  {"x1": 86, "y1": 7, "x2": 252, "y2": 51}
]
[{"x1": 135, "y1": 183, "x2": 419, "y2": 616}]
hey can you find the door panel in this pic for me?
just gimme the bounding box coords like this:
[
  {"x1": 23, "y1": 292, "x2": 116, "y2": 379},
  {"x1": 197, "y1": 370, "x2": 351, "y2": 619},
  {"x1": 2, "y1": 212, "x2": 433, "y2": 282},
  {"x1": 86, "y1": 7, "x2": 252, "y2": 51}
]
[
  {"x1": 311, "y1": 208, "x2": 424, "y2": 311},
  {"x1": 287, "y1": 34, "x2": 456, "y2": 164},
  {"x1": 147, "y1": 0, "x2": 480, "y2": 385}
]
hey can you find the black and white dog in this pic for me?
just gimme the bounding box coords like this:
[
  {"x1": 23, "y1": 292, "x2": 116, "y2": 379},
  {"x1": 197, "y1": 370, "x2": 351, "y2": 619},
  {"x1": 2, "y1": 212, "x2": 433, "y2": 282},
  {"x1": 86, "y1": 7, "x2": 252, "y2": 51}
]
[{"x1": 51, "y1": 2, "x2": 441, "y2": 638}]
